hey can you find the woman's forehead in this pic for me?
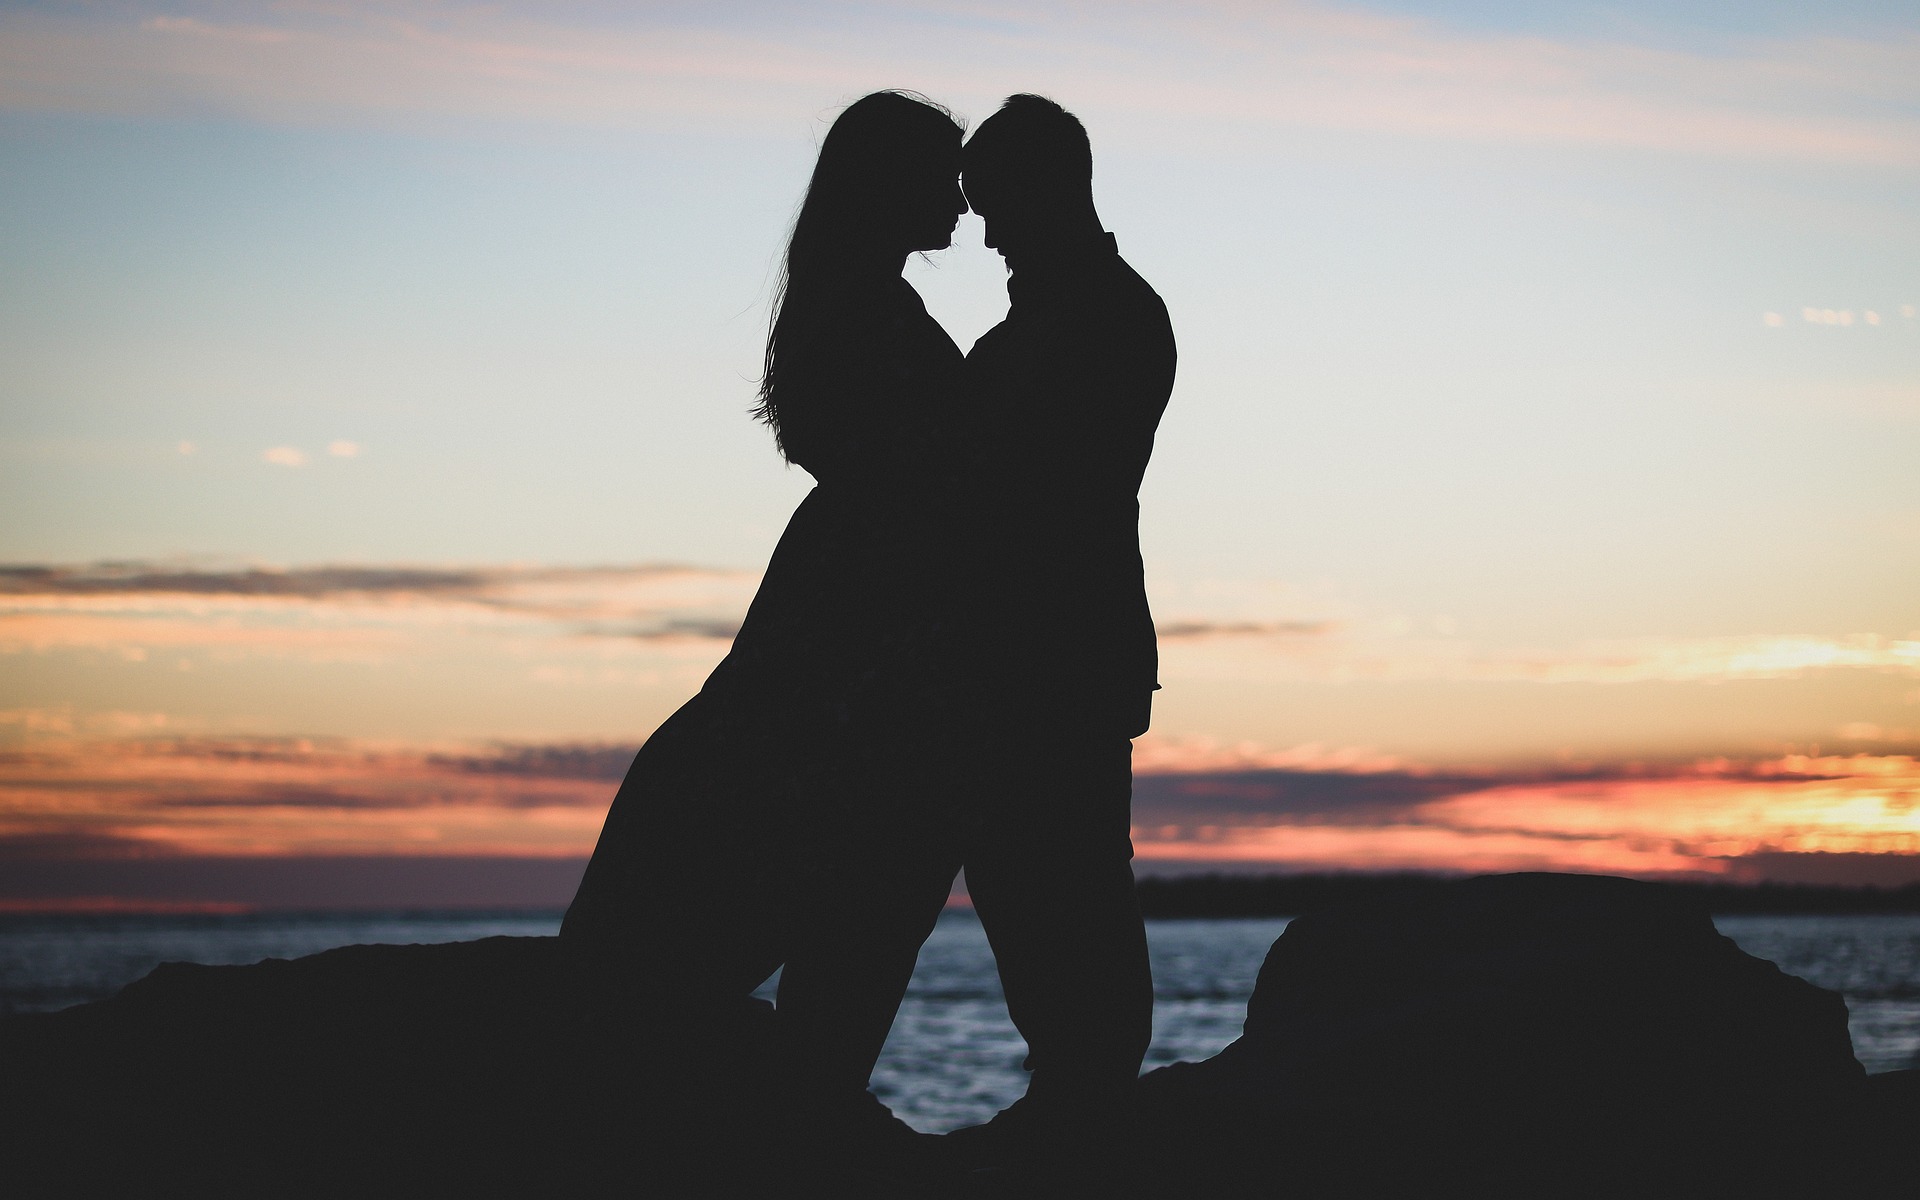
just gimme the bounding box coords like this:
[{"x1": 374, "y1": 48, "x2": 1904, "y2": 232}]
[{"x1": 897, "y1": 137, "x2": 962, "y2": 167}]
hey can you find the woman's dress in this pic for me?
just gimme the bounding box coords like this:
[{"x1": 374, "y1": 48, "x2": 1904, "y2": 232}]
[{"x1": 560, "y1": 276, "x2": 965, "y2": 1000}]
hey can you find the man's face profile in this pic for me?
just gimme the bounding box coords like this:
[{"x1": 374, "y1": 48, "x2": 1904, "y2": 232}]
[
  {"x1": 960, "y1": 159, "x2": 1018, "y2": 255},
  {"x1": 961, "y1": 123, "x2": 1026, "y2": 255},
  {"x1": 963, "y1": 110, "x2": 1090, "y2": 259}
]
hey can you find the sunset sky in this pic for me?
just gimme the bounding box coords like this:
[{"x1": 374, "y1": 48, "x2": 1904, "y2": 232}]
[{"x1": 3, "y1": 0, "x2": 1918, "y2": 908}]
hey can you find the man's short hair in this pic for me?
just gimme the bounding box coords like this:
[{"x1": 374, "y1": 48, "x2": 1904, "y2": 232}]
[{"x1": 968, "y1": 93, "x2": 1093, "y2": 192}]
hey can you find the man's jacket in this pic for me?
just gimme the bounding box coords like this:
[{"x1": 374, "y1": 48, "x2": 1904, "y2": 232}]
[{"x1": 958, "y1": 232, "x2": 1176, "y2": 731}]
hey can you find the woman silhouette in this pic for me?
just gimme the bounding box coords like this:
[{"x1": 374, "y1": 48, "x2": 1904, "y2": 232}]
[{"x1": 561, "y1": 91, "x2": 968, "y2": 1155}]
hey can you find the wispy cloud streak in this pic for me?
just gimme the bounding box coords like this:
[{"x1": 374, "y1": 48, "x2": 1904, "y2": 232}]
[
  {"x1": 3, "y1": 727, "x2": 1915, "y2": 886},
  {"x1": 0, "y1": 735, "x2": 620, "y2": 857},
  {"x1": 0, "y1": 1, "x2": 1914, "y2": 163},
  {"x1": 6, "y1": 560, "x2": 1916, "y2": 685},
  {"x1": 1130, "y1": 751, "x2": 1920, "y2": 877},
  {"x1": 0, "y1": 561, "x2": 757, "y2": 656},
  {"x1": 1162, "y1": 625, "x2": 1920, "y2": 685}
]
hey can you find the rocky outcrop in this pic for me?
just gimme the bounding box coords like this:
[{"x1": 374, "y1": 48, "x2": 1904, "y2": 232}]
[
  {"x1": 1134, "y1": 872, "x2": 1913, "y2": 1198},
  {"x1": 0, "y1": 936, "x2": 788, "y2": 1197},
  {"x1": 4, "y1": 874, "x2": 1914, "y2": 1198}
]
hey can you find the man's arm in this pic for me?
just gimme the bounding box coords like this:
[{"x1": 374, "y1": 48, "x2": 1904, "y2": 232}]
[{"x1": 1030, "y1": 261, "x2": 1175, "y2": 496}]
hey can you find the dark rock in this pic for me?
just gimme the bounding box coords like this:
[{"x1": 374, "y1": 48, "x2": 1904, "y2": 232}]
[
  {"x1": 4, "y1": 874, "x2": 1913, "y2": 1198},
  {"x1": 0, "y1": 936, "x2": 790, "y2": 1197},
  {"x1": 1136, "y1": 872, "x2": 1908, "y2": 1198}
]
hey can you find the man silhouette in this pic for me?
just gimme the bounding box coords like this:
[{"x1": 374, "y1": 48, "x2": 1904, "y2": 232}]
[{"x1": 941, "y1": 93, "x2": 1176, "y2": 1176}]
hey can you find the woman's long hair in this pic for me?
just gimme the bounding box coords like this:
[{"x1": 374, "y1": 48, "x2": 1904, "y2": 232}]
[{"x1": 755, "y1": 91, "x2": 963, "y2": 457}]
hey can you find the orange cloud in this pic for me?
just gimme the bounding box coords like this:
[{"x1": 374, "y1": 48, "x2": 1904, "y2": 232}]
[
  {"x1": 5, "y1": 565, "x2": 1917, "y2": 886},
  {"x1": 1424, "y1": 760, "x2": 1920, "y2": 858},
  {"x1": 9, "y1": 562, "x2": 1915, "y2": 689},
  {"x1": 1129, "y1": 754, "x2": 1920, "y2": 879},
  {"x1": 0, "y1": 612, "x2": 408, "y2": 659},
  {"x1": 0, "y1": 562, "x2": 759, "y2": 661},
  {"x1": 1131, "y1": 733, "x2": 1404, "y2": 775},
  {"x1": 6, "y1": 726, "x2": 1918, "y2": 890},
  {"x1": 0, "y1": 737, "x2": 618, "y2": 858},
  {"x1": 1161, "y1": 627, "x2": 1920, "y2": 684},
  {"x1": 1132, "y1": 823, "x2": 1712, "y2": 876}
]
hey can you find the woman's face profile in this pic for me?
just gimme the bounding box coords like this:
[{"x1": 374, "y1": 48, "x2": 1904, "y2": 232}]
[{"x1": 884, "y1": 138, "x2": 967, "y2": 256}]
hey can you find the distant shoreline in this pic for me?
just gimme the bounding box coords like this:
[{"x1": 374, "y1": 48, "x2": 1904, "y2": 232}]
[
  {"x1": 6, "y1": 873, "x2": 1920, "y2": 921},
  {"x1": 1134, "y1": 873, "x2": 1920, "y2": 918}
]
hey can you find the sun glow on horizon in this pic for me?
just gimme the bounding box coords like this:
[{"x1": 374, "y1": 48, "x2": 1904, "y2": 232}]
[{"x1": 4, "y1": 721, "x2": 1917, "y2": 888}]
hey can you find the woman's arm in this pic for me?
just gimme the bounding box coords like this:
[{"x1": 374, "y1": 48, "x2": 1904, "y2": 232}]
[{"x1": 774, "y1": 289, "x2": 948, "y2": 487}]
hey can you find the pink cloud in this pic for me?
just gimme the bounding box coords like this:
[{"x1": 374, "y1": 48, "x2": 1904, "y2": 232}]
[
  {"x1": 5, "y1": 729, "x2": 1916, "y2": 888},
  {"x1": 0, "y1": 3, "x2": 1913, "y2": 163},
  {"x1": 0, "y1": 561, "x2": 759, "y2": 661},
  {"x1": 1128, "y1": 753, "x2": 1920, "y2": 878}
]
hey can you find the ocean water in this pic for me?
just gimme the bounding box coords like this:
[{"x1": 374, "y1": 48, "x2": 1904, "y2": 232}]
[{"x1": 3, "y1": 911, "x2": 1915, "y2": 1132}]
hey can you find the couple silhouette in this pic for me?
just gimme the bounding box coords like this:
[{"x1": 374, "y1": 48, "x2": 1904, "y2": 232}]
[{"x1": 561, "y1": 91, "x2": 1175, "y2": 1191}]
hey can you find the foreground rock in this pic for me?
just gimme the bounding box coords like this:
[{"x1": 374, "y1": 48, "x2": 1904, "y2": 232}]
[
  {"x1": 0, "y1": 937, "x2": 790, "y2": 1197},
  {"x1": 1134, "y1": 872, "x2": 1915, "y2": 1198},
  {"x1": 3, "y1": 874, "x2": 1914, "y2": 1197}
]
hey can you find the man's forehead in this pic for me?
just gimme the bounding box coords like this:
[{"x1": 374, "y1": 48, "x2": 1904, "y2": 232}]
[
  {"x1": 962, "y1": 125, "x2": 1012, "y2": 162},
  {"x1": 960, "y1": 147, "x2": 1009, "y2": 180}
]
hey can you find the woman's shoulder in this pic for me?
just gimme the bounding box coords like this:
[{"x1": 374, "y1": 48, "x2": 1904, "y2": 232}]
[
  {"x1": 885, "y1": 278, "x2": 964, "y2": 362},
  {"x1": 787, "y1": 280, "x2": 897, "y2": 352},
  {"x1": 793, "y1": 279, "x2": 955, "y2": 367},
  {"x1": 838, "y1": 277, "x2": 941, "y2": 341}
]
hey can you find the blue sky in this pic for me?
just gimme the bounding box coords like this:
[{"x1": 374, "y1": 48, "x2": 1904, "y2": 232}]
[
  {"x1": 2, "y1": 1, "x2": 1917, "y2": 892},
  {"x1": 5, "y1": 3, "x2": 1915, "y2": 629}
]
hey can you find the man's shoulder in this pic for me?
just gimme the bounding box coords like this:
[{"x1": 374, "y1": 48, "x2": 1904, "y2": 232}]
[
  {"x1": 1109, "y1": 253, "x2": 1168, "y2": 307},
  {"x1": 1088, "y1": 256, "x2": 1174, "y2": 358},
  {"x1": 1106, "y1": 251, "x2": 1155, "y2": 290},
  {"x1": 965, "y1": 316, "x2": 1015, "y2": 359}
]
